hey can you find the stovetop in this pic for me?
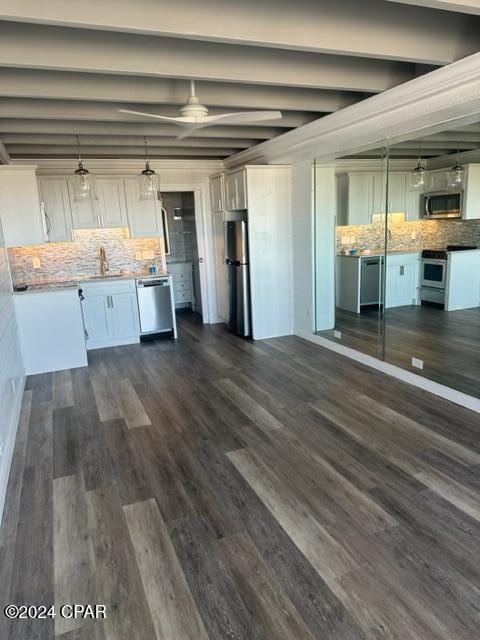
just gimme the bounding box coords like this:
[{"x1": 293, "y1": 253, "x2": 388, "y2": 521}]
[{"x1": 422, "y1": 245, "x2": 477, "y2": 259}]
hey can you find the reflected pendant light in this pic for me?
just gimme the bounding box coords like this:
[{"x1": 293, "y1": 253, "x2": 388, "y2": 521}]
[
  {"x1": 71, "y1": 135, "x2": 96, "y2": 201},
  {"x1": 448, "y1": 150, "x2": 464, "y2": 188},
  {"x1": 409, "y1": 155, "x2": 426, "y2": 190},
  {"x1": 138, "y1": 136, "x2": 161, "y2": 201}
]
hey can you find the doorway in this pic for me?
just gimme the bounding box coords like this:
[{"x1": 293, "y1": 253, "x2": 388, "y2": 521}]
[{"x1": 162, "y1": 191, "x2": 204, "y2": 321}]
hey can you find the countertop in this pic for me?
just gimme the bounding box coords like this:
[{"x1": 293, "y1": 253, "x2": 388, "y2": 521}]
[
  {"x1": 337, "y1": 250, "x2": 421, "y2": 258},
  {"x1": 13, "y1": 271, "x2": 171, "y2": 295}
]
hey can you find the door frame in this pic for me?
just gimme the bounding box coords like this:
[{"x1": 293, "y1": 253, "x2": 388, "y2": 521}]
[{"x1": 160, "y1": 184, "x2": 212, "y2": 324}]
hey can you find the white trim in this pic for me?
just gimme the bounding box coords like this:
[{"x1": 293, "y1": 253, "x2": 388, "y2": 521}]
[
  {"x1": 224, "y1": 52, "x2": 480, "y2": 168},
  {"x1": 296, "y1": 330, "x2": 480, "y2": 414}
]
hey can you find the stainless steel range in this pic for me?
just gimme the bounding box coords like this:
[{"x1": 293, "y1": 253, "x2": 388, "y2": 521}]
[{"x1": 421, "y1": 245, "x2": 477, "y2": 306}]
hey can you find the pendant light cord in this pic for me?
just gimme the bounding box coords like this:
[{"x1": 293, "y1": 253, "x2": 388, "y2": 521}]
[
  {"x1": 144, "y1": 136, "x2": 150, "y2": 170},
  {"x1": 75, "y1": 134, "x2": 82, "y2": 165}
]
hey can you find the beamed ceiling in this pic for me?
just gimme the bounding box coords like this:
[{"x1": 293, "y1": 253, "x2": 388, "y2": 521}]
[{"x1": 0, "y1": 0, "x2": 479, "y2": 161}]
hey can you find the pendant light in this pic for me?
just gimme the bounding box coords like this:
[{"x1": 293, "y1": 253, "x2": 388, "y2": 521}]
[
  {"x1": 138, "y1": 136, "x2": 161, "y2": 201},
  {"x1": 448, "y1": 149, "x2": 464, "y2": 188},
  {"x1": 71, "y1": 135, "x2": 96, "y2": 201},
  {"x1": 409, "y1": 147, "x2": 426, "y2": 190}
]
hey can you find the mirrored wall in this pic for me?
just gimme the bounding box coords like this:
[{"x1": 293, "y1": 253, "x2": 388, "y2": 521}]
[{"x1": 314, "y1": 116, "x2": 480, "y2": 398}]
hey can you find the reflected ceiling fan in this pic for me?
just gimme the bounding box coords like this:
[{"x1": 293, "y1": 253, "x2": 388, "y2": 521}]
[{"x1": 118, "y1": 80, "x2": 282, "y2": 139}]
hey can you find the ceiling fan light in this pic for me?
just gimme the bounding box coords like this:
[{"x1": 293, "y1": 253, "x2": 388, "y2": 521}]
[
  {"x1": 448, "y1": 161, "x2": 464, "y2": 188},
  {"x1": 409, "y1": 160, "x2": 426, "y2": 190},
  {"x1": 71, "y1": 161, "x2": 97, "y2": 201}
]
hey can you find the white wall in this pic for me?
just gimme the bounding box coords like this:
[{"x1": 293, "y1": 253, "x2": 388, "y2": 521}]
[
  {"x1": 0, "y1": 217, "x2": 25, "y2": 521},
  {"x1": 292, "y1": 160, "x2": 315, "y2": 334}
]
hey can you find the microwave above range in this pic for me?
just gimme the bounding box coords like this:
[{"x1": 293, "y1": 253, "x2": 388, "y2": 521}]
[{"x1": 422, "y1": 190, "x2": 463, "y2": 219}]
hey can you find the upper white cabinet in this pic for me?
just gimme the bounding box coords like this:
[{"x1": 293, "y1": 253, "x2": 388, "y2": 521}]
[
  {"x1": 463, "y1": 164, "x2": 480, "y2": 220},
  {"x1": 0, "y1": 166, "x2": 46, "y2": 247},
  {"x1": 338, "y1": 172, "x2": 386, "y2": 225},
  {"x1": 68, "y1": 180, "x2": 99, "y2": 229},
  {"x1": 38, "y1": 178, "x2": 73, "y2": 242},
  {"x1": 124, "y1": 178, "x2": 164, "y2": 238},
  {"x1": 225, "y1": 170, "x2": 247, "y2": 211},
  {"x1": 388, "y1": 173, "x2": 407, "y2": 213},
  {"x1": 210, "y1": 175, "x2": 225, "y2": 213},
  {"x1": 95, "y1": 178, "x2": 128, "y2": 227},
  {"x1": 212, "y1": 210, "x2": 228, "y2": 321},
  {"x1": 425, "y1": 169, "x2": 449, "y2": 192}
]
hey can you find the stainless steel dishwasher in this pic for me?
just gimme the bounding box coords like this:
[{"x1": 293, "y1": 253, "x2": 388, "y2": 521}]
[{"x1": 136, "y1": 277, "x2": 174, "y2": 335}]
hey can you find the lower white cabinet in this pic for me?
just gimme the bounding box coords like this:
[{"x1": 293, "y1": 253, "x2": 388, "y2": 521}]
[
  {"x1": 167, "y1": 262, "x2": 193, "y2": 308},
  {"x1": 14, "y1": 289, "x2": 88, "y2": 374},
  {"x1": 385, "y1": 253, "x2": 421, "y2": 308},
  {"x1": 81, "y1": 279, "x2": 140, "y2": 349}
]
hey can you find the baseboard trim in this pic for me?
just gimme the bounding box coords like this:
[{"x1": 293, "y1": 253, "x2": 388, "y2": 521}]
[
  {"x1": 295, "y1": 330, "x2": 480, "y2": 414},
  {"x1": 0, "y1": 375, "x2": 26, "y2": 523}
]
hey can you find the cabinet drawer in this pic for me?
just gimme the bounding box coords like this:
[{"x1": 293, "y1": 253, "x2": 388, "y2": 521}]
[
  {"x1": 82, "y1": 278, "x2": 136, "y2": 296},
  {"x1": 173, "y1": 281, "x2": 190, "y2": 292},
  {"x1": 174, "y1": 291, "x2": 192, "y2": 303}
]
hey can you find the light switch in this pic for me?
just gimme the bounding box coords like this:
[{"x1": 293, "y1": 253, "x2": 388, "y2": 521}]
[{"x1": 32, "y1": 256, "x2": 41, "y2": 269}]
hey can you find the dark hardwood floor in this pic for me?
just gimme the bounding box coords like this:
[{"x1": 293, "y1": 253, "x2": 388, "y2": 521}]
[
  {"x1": 318, "y1": 305, "x2": 480, "y2": 397},
  {"x1": 2, "y1": 310, "x2": 480, "y2": 639}
]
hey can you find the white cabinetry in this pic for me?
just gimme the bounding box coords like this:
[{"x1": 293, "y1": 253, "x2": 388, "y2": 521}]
[
  {"x1": 81, "y1": 279, "x2": 140, "y2": 349},
  {"x1": 95, "y1": 178, "x2": 129, "y2": 227},
  {"x1": 38, "y1": 178, "x2": 73, "y2": 242},
  {"x1": 14, "y1": 289, "x2": 88, "y2": 374},
  {"x1": 0, "y1": 166, "x2": 45, "y2": 247},
  {"x1": 210, "y1": 175, "x2": 225, "y2": 213},
  {"x1": 337, "y1": 172, "x2": 386, "y2": 225},
  {"x1": 425, "y1": 169, "x2": 449, "y2": 192},
  {"x1": 463, "y1": 164, "x2": 480, "y2": 220},
  {"x1": 124, "y1": 178, "x2": 165, "y2": 239},
  {"x1": 69, "y1": 180, "x2": 99, "y2": 229},
  {"x1": 167, "y1": 262, "x2": 193, "y2": 307},
  {"x1": 388, "y1": 173, "x2": 407, "y2": 213},
  {"x1": 225, "y1": 170, "x2": 247, "y2": 211},
  {"x1": 385, "y1": 253, "x2": 421, "y2": 308}
]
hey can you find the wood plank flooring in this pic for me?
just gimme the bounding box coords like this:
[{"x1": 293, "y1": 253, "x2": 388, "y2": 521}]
[
  {"x1": 1, "y1": 309, "x2": 480, "y2": 639},
  {"x1": 317, "y1": 305, "x2": 480, "y2": 397}
]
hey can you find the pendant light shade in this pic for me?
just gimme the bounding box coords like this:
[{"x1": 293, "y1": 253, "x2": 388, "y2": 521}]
[
  {"x1": 448, "y1": 161, "x2": 464, "y2": 188},
  {"x1": 71, "y1": 135, "x2": 96, "y2": 201},
  {"x1": 138, "y1": 137, "x2": 161, "y2": 201},
  {"x1": 409, "y1": 158, "x2": 426, "y2": 190}
]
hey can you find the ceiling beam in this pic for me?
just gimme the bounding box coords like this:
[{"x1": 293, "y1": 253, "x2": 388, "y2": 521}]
[
  {"x1": 7, "y1": 145, "x2": 237, "y2": 158},
  {"x1": 0, "y1": 22, "x2": 417, "y2": 93},
  {"x1": 0, "y1": 0, "x2": 478, "y2": 64},
  {"x1": 0, "y1": 119, "x2": 284, "y2": 139},
  {"x1": 0, "y1": 98, "x2": 312, "y2": 128},
  {"x1": 386, "y1": 0, "x2": 480, "y2": 15},
  {"x1": 1, "y1": 134, "x2": 256, "y2": 148},
  {"x1": 0, "y1": 68, "x2": 363, "y2": 113},
  {"x1": 391, "y1": 140, "x2": 480, "y2": 149}
]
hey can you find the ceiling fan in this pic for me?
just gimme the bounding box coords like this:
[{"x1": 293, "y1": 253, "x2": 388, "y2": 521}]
[{"x1": 118, "y1": 80, "x2": 282, "y2": 139}]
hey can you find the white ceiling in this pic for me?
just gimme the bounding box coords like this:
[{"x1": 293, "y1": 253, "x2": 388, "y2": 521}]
[{"x1": 0, "y1": 0, "x2": 479, "y2": 160}]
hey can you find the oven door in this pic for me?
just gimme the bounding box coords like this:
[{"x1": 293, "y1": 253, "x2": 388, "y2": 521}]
[{"x1": 421, "y1": 259, "x2": 447, "y2": 289}]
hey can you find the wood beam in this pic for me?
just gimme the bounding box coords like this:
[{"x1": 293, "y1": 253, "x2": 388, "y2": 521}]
[
  {"x1": 0, "y1": 0, "x2": 479, "y2": 64},
  {"x1": 0, "y1": 99, "x2": 312, "y2": 128},
  {"x1": 0, "y1": 140, "x2": 10, "y2": 164},
  {"x1": 1, "y1": 134, "x2": 256, "y2": 148},
  {"x1": 387, "y1": 0, "x2": 480, "y2": 15},
  {"x1": 0, "y1": 22, "x2": 417, "y2": 93},
  {"x1": 7, "y1": 145, "x2": 237, "y2": 158},
  {"x1": 0, "y1": 119, "x2": 284, "y2": 139},
  {"x1": 0, "y1": 68, "x2": 363, "y2": 113}
]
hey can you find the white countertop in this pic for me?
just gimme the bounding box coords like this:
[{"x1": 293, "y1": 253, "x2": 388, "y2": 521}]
[
  {"x1": 337, "y1": 250, "x2": 421, "y2": 258},
  {"x1": 13, "y1": 271, "x2": 171, "y2": 295}
]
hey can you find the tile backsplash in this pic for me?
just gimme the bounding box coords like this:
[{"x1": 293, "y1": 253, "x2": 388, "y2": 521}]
[
  {"x1": 8, "y1": 227, "x2": 166, "y2": 286},
  {"x1": 337, "y1": 218, "x2": 480, "y2": 254}
]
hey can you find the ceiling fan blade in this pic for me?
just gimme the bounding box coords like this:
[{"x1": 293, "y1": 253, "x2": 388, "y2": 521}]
[
  {"x1": 200, "y1": 110, "x2": 283, "y2": 125},
  {"x1": 176, "y1": 124, "x2": 207, "y2": 140},
  {"x1": 118, "y1": 108, "x2": 186, "y2": 124}
]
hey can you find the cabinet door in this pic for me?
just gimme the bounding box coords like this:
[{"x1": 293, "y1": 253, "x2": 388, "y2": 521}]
[
  {"x1": 426, "y1": 170, "x2": 449, "y2": 192},
  {"x1": 0, "y1": 167, "x2": 45, "y2": 247},
  {"x1": 96, "y1": 178, "x2": 128, "y2": 227},
  {"x1": 234, "y1": 170, "x2": 247, "y2": 210},
  {"x1": 110, "y1": 292, "x2": 140, "y2": 339},
  {"x1": 385, "y1": 262, "x2": 418, "y2": 308},
  {"x1": 406, "y1": 186, "x2": 423, "y2": 220},
  {"x1": 348, "y1": 174, "x2": 374, "y2": 225},
  {"x1": 210, "y1": 176, "x2": 224, "y2": 213},
  {"x1": 212, "y1": 210, "x2": 228, "y2": 320},
  {"x1": 124, "y1": 178, "x2": 163, "y2": 238},
  {"x1": 68, "y1": 181, "x2": 100, "y2": 229},
  {"x1": 224, "y1": 173, "x2": 237, "y2": 211},
  {"x1": 82, "y1": 295, "x2": 112, "y2": 343},
  {"x1": 38, "y1": 178, "x2": 73, "y2": 242},
  {"x1": 388, "y1": 173, "x2": 407, "y2": 213}
]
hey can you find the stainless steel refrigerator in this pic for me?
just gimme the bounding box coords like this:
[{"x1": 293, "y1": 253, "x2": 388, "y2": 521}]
[{"x1": 225, "y1": 219, "x2": 251, "y2": 337}]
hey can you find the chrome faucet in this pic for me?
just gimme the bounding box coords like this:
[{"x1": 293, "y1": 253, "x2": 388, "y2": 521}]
[{"x1": 99, "y1": 245, "x2": 109, "y2": 276}]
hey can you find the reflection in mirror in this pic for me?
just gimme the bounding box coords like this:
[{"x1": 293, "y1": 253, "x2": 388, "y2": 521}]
[
  {"x1": 384, "y1": 118, "x2": 480, "y2": 398},
  {"x1": 314, "y1": 144, "x2": 388, "y2": 360}
]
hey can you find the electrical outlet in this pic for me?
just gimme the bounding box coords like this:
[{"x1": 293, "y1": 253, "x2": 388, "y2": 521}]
[
  {"x1": 411, "y1": 231, "x2": 417, "y2": 240},
  {"x1": 333, "y1": 330, "x2": 342, "y2": 339},
  {"x1": 135, "y1": 251, "x2": 142, "y2": 260},
  {"x1": 143, "y1": 250, "x2": 155, "y2": 260},
  {"x1": 411, "y1": 357, "x2": 424, "y2": 370},
  {"x1": 340, "y1": 236, "x2": 350, "y2": 245},
  {"x1": 32, "y1": 256, "x2": 41, "y2": 269},
  {"x1": 350, "y1": 236, "x2": 355, "y2": 244}
]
